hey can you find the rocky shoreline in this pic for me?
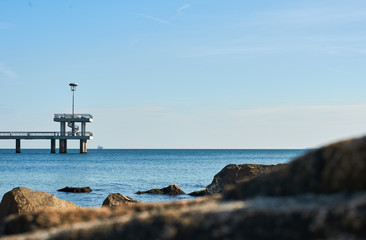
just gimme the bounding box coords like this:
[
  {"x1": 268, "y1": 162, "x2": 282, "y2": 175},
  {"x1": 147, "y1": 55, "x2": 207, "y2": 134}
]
[{"x1": 1, "y1": 135, "x2": 366, "y2": 239}]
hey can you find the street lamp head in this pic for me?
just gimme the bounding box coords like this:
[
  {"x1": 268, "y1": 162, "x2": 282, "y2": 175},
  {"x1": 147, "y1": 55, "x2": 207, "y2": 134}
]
[{"x1": 69, "y1": 83, "x2": 78, "y2": 91}]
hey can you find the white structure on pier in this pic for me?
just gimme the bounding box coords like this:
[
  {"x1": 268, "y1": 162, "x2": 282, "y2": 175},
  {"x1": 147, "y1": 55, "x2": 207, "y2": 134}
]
[{"x1": 54, "y1": 113, "x2": 93, "y2": 153}]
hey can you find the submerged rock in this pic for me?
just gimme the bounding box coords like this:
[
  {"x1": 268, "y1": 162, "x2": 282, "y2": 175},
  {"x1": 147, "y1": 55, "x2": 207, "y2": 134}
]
[
  {"x1": 0, "y1": 187, "x2": 79, "y2": 219},
  {"x1": 102, "y1": 193, "x2": 141, "y2": 208},
  {"x1": 188, "y1": 190, "x2": 207, "y2": 197},
  {"x1": 224, "y1": 136, "x2": 366, "y2": 200},
  {"x1": 136, "y1": 184, "x2": 185, "y2": 195},
  {"x1": 206, "y1": 163, "x2": 286, "y2": 195},
  {"x1": 57, "y1": 187, "x2": 92, "y2": 193}
]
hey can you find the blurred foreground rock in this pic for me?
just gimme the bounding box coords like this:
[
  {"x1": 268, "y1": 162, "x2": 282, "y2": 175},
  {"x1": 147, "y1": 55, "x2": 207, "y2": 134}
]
[
  {"x1": 0, "y1": 187, "x2": 79, "y2": 219},
  {"x1": 102, "y1": 193, "x2": 141, "y2": 208},
  {"x1": 1, "y1": 193, "x2": 365, "y2": 239},
  {"x1": 1, "y1": 136, "x2": 366, "y2": 239},
  {"x1": 136, "y1": 184, "x2": 185, "y2": 195},
  {"x1": 206, "y1": 163, "x2": 287, "y2": 194}
]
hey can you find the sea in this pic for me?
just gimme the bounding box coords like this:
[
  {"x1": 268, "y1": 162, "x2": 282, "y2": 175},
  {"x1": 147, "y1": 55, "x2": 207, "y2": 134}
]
[{"x1": 0, "y1": 149, "x2": 307, "y2": 207}]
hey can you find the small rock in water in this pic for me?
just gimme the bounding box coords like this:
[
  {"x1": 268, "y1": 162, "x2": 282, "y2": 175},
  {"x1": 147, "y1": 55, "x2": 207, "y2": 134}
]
[
  {"x1": 136, "y1": 184, "x2": 185, "y2": 195},
  {"x1": 57, "y1": 186, "x2": 92, "y2": 193},
  {"x1": 188, "y1": 190, "x2": 207, "y2": 197},
  {"x1": 102, "y1": 193, "x2": 141, "y2": 208}
]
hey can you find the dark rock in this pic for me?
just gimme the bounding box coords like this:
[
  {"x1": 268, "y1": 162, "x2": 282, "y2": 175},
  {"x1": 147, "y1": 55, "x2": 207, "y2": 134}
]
[
  {"x1": 57, "y1": 187, "x2": 92, "y2": 193},
  {"x1": 206, "y1": 163, "x2": 286, "y2": 195},
  {"x1": 136, "y1": 184, "x2": 185, "y2": 195},
  {"x1": 102, "y1": 193, "x2": 141, "y2": 208},
  {"x1": 188, "y1": 190, "x2": 207, "y2": 197},
  {"x1": 224, "y1": 136, "x2": 366, "y2": 200},
  {"x1": 0, "y1": 187, "x2": 79, "y2": 219}
]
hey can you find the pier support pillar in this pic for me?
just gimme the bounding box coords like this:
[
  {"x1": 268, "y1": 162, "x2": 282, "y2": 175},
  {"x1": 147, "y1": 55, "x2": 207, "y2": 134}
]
[
  {"x1": 16, "y1": 139, "x2": 21, "y2": 153},
  {"x1": 51, "y1": 139, "x2": 56, "y2": 154},
  {"x1": 59, "y1": 139, "x2": 67, "y2": 153},
  {"x1": 60, "y1": 122, "x2": 66, "y2": 136},
  {"x1": 81, "y1": 122, "x2": 86, "y2": 136},
  {"x1": 80, "y1": 139, "x2": 87, "y2": 153}
]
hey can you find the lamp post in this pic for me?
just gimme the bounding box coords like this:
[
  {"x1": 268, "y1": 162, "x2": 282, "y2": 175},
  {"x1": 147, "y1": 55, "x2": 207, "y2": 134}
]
[
  {"x1": 69, "y1": 83, "x2": 78, "y2": 135},
  {"x1": 69, "y1": 83, "x2": 78, "y2": 117}
]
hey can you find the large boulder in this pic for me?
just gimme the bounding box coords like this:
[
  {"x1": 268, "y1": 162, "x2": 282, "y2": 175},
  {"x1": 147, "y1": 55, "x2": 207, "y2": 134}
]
[
  {"x1": 0, "y1": 187, "x2": 79, "y2": 219},
  {"x1": 57, "y1": 187, "x2": 92, "y2": 193},
  {"x1": 206, "y1": 163, "x2": 286, "y2": 194},
  {"x1": 224, "y1": 136, "x2": 366, "y2": 200},
  {"x1": 102, "y1": 193, "x2": 141, "y2": 208},
  {"x1": 136, "y1": 184, "x2": 185, "y2": 195}
]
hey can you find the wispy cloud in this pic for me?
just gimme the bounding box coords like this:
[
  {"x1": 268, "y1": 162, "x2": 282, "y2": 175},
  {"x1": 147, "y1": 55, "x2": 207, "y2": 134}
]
[
  {"x1": 244, "y1": 4, "x2": 366, "y2": 29},
  {"x1": 129, "y1": 38, "x2": 142, "y2": 48},
  {"x1": 183, "y1": 46, "x2": 276, "y2": 58},
  {"x1": 0, "y1": 22, "x2": 11, "y2": 30},
  {"x1": 0, "y1": 62, "x2": 18, "y2": 80},
  {"x1": 88, "y1": 103, "x2": 366, "y2": 148},
  {"x1": 177, "y1": 4, "x2": 191, "y2": 13},
  {"x1": 231, "y1": 104, "x2": 366, "y2": 117},
  {"x1": 139, "y1": 14, "x2": 171, "y2": 25}
]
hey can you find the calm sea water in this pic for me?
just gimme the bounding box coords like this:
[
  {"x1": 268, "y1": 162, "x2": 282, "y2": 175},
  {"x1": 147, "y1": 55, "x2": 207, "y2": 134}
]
[{"x1": 0, "y1": 149, "x2": 307, "y2": 207}]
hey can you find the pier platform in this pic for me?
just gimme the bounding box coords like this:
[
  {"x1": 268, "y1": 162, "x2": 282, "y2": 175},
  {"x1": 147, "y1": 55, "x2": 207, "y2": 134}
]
[
  {"x1": 0, "y1": 132, "x2": 93, "y2": 140},
  {"x1": 0, "y1": 113, "x2": 93, "y2": 154}
]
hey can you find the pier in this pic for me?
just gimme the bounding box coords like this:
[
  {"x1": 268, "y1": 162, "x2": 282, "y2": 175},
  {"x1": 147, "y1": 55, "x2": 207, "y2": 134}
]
[
  {"x1": 0, "y1": 114, "x2": 93, "y2": 153},
  {"x1": 0, "y1": 83, "x2": 94, "y2": 153}
]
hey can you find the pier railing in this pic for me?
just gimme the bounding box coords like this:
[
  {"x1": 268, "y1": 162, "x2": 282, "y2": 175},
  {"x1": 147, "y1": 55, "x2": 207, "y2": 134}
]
[
  {"x1": 54, "y1": 114, "x2": 93, "y2": 119},
  {"x1": 0, "y1": 131, "x2": 93, "y2": 139}
]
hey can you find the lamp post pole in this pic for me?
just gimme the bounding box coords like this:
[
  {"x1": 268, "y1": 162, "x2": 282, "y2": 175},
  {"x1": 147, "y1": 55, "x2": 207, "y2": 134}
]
[
  {"x1": 69, "y1": 83, "x2": 78, "y2": 135},
  {"x1": 72, "y1": 88, "x2": 75, "y2": 117}
]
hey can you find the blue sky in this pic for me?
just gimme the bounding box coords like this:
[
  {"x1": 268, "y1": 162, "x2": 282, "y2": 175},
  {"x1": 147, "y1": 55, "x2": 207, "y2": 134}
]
[{"x1": 1, "y1": 0, "x2": 366, "y2": 149}]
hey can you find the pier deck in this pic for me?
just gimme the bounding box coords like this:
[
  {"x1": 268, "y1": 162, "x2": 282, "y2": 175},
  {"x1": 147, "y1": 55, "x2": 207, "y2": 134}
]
[
  {"x1": 0, "y1": 132, "x2": 93, "y2": 154},
  {"x1": 1, "y1": 113, "x2": 93, "y2": 154},
  {"x1": 0, "y1": 132, "x2": 93, "y2": 140}
]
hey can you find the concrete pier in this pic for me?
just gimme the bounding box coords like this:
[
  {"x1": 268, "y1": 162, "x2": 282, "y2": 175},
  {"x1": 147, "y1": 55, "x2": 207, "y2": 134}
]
[
  {"x1": 16, "y1": 139, "x2": 21, "y2": 153},
  {"x1": 59, "y1": 139, "x2": 67, "y2": 154},
  {"x1": 80, "y1": 139, "x2": 87, "y2": 153},
  {"x1": 54, "y1": 113, "x2": 93, "y2": 154},
  {"x1": 51, "y1": 139, "x2": 56, "y2": 154},
  {"x1": 0, "y1": 114, "x2": 93, "y2": 154}
]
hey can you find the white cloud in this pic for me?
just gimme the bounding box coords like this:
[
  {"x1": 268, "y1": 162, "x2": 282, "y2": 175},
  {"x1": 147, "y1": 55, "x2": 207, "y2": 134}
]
[
  {"x1": 0, "y1": 62, "x2": 18, "y2": 79},
  {"x1": 0, "y1": 22, "x2": 11, "y2": 30},
  {"x1": 129, "y1": 38, "x2": 142, "y2": 48},
  {"x1": 229, "y1": 104, "x2": 366, "y2": 147},
  {"x1": 139, "y1": 14, "x2": 171, "y2": 25},
  {"x1": 183, "y1": 46, "x2": 276, "y2": 57},
  {"x1": 248, "y1": 4, "x2": 366, "y2": 28},
  {"x1": 177, "y1": 4, "x2": 191, "y2": 13}
]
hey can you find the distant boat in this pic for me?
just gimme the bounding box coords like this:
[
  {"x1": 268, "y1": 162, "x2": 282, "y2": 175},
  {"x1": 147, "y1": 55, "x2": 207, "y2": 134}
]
[{"x1": 97, "y1": 145, "x2": 104, "y2": 150}]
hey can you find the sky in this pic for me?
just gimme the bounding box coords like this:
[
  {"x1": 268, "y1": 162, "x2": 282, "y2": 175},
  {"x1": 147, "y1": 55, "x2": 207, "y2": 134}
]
[{"x1": 0, "y1": 0, "x2": 366, "y2": 149}]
